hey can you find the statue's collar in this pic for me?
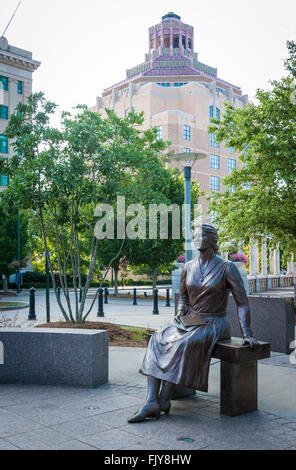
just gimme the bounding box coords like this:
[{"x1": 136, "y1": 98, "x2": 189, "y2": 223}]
[{"x1": 192, "y1": 254, "x2": 223, "y2": 279}]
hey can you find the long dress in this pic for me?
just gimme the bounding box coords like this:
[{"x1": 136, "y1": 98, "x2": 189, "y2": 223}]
[{"x1": 139, "y1": 254, "x2": 252, "y2": 392}]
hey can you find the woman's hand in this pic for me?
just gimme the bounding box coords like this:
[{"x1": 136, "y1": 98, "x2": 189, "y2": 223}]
[{"x1": 242, "y1": 336, "x2": 259, "y2": 350}]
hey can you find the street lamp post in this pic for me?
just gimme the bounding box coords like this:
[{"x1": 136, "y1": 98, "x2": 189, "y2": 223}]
[
  {"x1": 17, "y1": 209, "x2": 21, "y2": 294},
  {"x1": 165, "y1": 152, "x2": 207, "y2": 262}
]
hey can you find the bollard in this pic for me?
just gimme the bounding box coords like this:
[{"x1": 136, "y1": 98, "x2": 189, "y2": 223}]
[
  {"x1": 133, "y1": 288, "x2": 137, "y2": 306},
  {"x1": 97, "y1": 288, "x2": 104, "y2": 317},
  {"x1": 166, "y1": 288, "x2": 170, "y2": 307},
  {"x1": 79, "y1": 288, "x2": 82, "y2": 303},
  {"x1": 28, "y1": 287, "x2": 37, "y2": 320},
  {"x1": 104, "y1": 287, "x2": 109, "y2": 304},
  {"x1": 153, "y1": 288, "x2": 159, "y2": 315}
]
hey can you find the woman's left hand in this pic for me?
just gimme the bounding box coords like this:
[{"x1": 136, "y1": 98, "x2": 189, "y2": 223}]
[{"x1": 242, "y1": 336, "x2": 259, "y2": 350}]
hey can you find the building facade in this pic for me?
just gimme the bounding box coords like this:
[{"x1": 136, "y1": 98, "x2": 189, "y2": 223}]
[
  {"x1": 0, "y1": 36, "x2": 40, "y2": 190},
  {"x1": 92, "y1": 12, "x2": 248, "y2": 214}
]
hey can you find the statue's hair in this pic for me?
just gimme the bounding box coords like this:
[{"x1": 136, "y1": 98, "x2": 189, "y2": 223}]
[{"x1": 194, "y1": 224, "x2": 219, "y2": 254}]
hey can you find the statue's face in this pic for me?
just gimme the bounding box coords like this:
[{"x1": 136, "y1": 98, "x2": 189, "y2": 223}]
[{"x1": 193, "y1": 227, "x2": 211, "y2": 251}]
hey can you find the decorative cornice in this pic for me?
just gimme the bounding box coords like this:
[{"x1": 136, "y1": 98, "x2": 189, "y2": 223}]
[{"x1": 0, "y1": 50, "x2": 40, "y2": 72}]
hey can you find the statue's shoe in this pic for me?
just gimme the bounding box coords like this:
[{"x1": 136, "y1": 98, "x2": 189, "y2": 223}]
[
  {"x1": 127, "y1": 401, "x2": 161, "y2": 423},
  {"x1": 160, "y1": 400, "x2": 171, "y2": 415}
]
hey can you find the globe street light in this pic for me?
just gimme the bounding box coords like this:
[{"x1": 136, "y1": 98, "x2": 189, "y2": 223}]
[{"x1": 165, "y1": 152, "x2": 207, "y2": 262}]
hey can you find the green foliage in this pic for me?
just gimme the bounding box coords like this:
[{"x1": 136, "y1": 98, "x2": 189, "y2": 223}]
[
  {"x1": 208, "y1": 41, "x2": 296, "y2": 259},
  {"x1": 2, "y1": 93, "x2": 173, "y2": 321}
]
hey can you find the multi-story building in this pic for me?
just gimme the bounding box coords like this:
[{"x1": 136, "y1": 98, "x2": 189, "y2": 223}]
[
  {"x1": 0, "y1": 36, "x2": 40, "y2": 189},
  {"x1": 92, "y1": 12, "x2": 248, "y2": 215}
]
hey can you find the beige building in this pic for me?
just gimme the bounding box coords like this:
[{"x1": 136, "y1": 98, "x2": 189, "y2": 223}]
[
  {"x1": 0, "y1": 36, "x2": 40, "y2": 189},
  {"x1": 93, "y1": 12, "x2": 248, "y2": 215}
]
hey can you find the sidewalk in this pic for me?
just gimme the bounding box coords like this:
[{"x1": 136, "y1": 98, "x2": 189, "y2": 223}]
[
  {"x1": 0, "y1": 347, "x2": 295, "y2": 450},
  {"x1": 0, "y1": 290, "x2": 296, "y2": 450}
]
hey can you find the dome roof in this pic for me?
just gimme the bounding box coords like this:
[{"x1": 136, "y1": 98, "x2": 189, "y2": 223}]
[{"x1": 161, "y1": 12, "x2": 181, "y2": 21}]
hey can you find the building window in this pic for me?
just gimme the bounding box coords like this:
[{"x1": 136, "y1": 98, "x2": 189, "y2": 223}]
[
  {"x1": 156, "y1": 125, "x2": 163, "y2": 140},
  {"x1": 209, "y1": 106, "x2": 213, "y2": 118},
  {"x1": 227, "y1": 158, "x2": 236, "y2": 173},
  {"x1": 184, "y1": 147, "x2": 190, "y2": 153},
  {"x1": 0, "y1": 76, "x2": 8, "y2": 91},
  {"x1": 0, "y1": 105, "x2": 8, "y2": 120},
  {"x1": 210, "y1": 154, "x2": 220, "y2": 169},
  {"x1": 0, "y1": 135, "x2": 8, "y2": 154},
  {"x1": 18, "y1": 81, "x2": 23, "y2": 95},
  {"x1": 210, "y1": 176, "x2": 220, "y2": 191},
  {"x1": 0, "y1": 175, "x2": 9, "y2": 187},
  {"x1": 210, "y1": 133, "x2": 219, "y2": 148},
  {"x1": 184, "y1": 125, "x2": 190, "y2": 141},
  {"x1": 216, "y1": 107, "x2": 220, "y2": 120}
]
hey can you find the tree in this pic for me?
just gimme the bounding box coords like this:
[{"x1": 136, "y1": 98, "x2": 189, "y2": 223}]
[
  {"x1": 208, "y1": 41, "x2": 296, "y2": 259},
  {"x1": 126, "y1": 168, "x2": 200, "y2": 288},
  {"x1": 0, "y1": 199, "x2": 29, "y2": 291},
  {"x1": 3, "y1": 93, "x2": 168, "y2": 322}
]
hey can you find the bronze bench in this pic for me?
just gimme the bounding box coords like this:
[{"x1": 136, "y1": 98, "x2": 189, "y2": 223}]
[{"x1": 171, "y1": 338, "x2": 270, "y2": 417}]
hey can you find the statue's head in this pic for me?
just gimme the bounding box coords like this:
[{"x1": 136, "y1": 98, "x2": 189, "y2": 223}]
[{"x1": 193, "y1": 224, "x2": 219, "y2": 253}]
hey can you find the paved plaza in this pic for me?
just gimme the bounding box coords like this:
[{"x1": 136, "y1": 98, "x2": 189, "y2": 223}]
[{"x1": 0, "y1": 288, "x2": 295, "y2": 450}]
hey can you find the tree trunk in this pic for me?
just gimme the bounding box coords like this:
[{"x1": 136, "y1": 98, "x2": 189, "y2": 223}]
[
  {"x1": 152, "y1": 268, "x2": 157, "y2": 289},
  {"x1": 114, "y1": 268, "x2": 119, "y2": 296}
]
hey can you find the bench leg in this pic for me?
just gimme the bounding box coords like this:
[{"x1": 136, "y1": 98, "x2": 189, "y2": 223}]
[{"x1": 220, "y1": 360, "x2": 258, "y2": 417}]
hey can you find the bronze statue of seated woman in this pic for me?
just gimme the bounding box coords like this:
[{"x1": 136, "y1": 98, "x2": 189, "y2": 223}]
[{"x1": 127, "y1": 224, "x2": 258, "y2": 423}]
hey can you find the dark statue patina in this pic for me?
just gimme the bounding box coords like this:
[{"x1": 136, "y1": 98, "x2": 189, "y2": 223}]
[{"x1": 127, "y1": 224, "x2": 258, "y2": 423}]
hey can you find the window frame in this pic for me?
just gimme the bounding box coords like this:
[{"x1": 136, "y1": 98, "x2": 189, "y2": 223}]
[
  {"x1": 184, "y1": 125, "x2": 190, "y2": 141},
  {"x1": 210, "y1": 154, "x2": 220, "y2": 170},
  {"x1": 227, "y1": 158, "x2": 236, "y2": 173},
  {"x1": 0, "y1": 135, "x2": 8, "y2": 154},
  {"x1": 210, "y1": 175, "x2": 220, "y2": 191},
  {"x1": 0, "y1": 105, "x2": 8, "y2": 120},
  {"x1": 0, "y1": 75, "x2": 8, "y2": 91}
]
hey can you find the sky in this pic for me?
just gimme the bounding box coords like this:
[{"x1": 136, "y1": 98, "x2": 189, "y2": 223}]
[{"x1": 0, "y1": 0, "x2": 295, "y2": 118}]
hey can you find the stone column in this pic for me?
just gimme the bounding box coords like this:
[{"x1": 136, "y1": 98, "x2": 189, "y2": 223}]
[
  {"x1": 273, "y1": 243, "x2": 281, "y2": 275},
  {"x1": 261, "y1": 241, "x2": 268, "y2": 275},
  {"x1": 249, "y1": 241, "x2": 259, "y2": 276},
  {"x1": 287, "y1": 255, "x2": 295, "y2": 274},
  {"x1": 269, "y1": 249, "x2": 274, "y2": 274},
  {"x1": 179, "y1": 31, "x2": 182, "y2": 50}
]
